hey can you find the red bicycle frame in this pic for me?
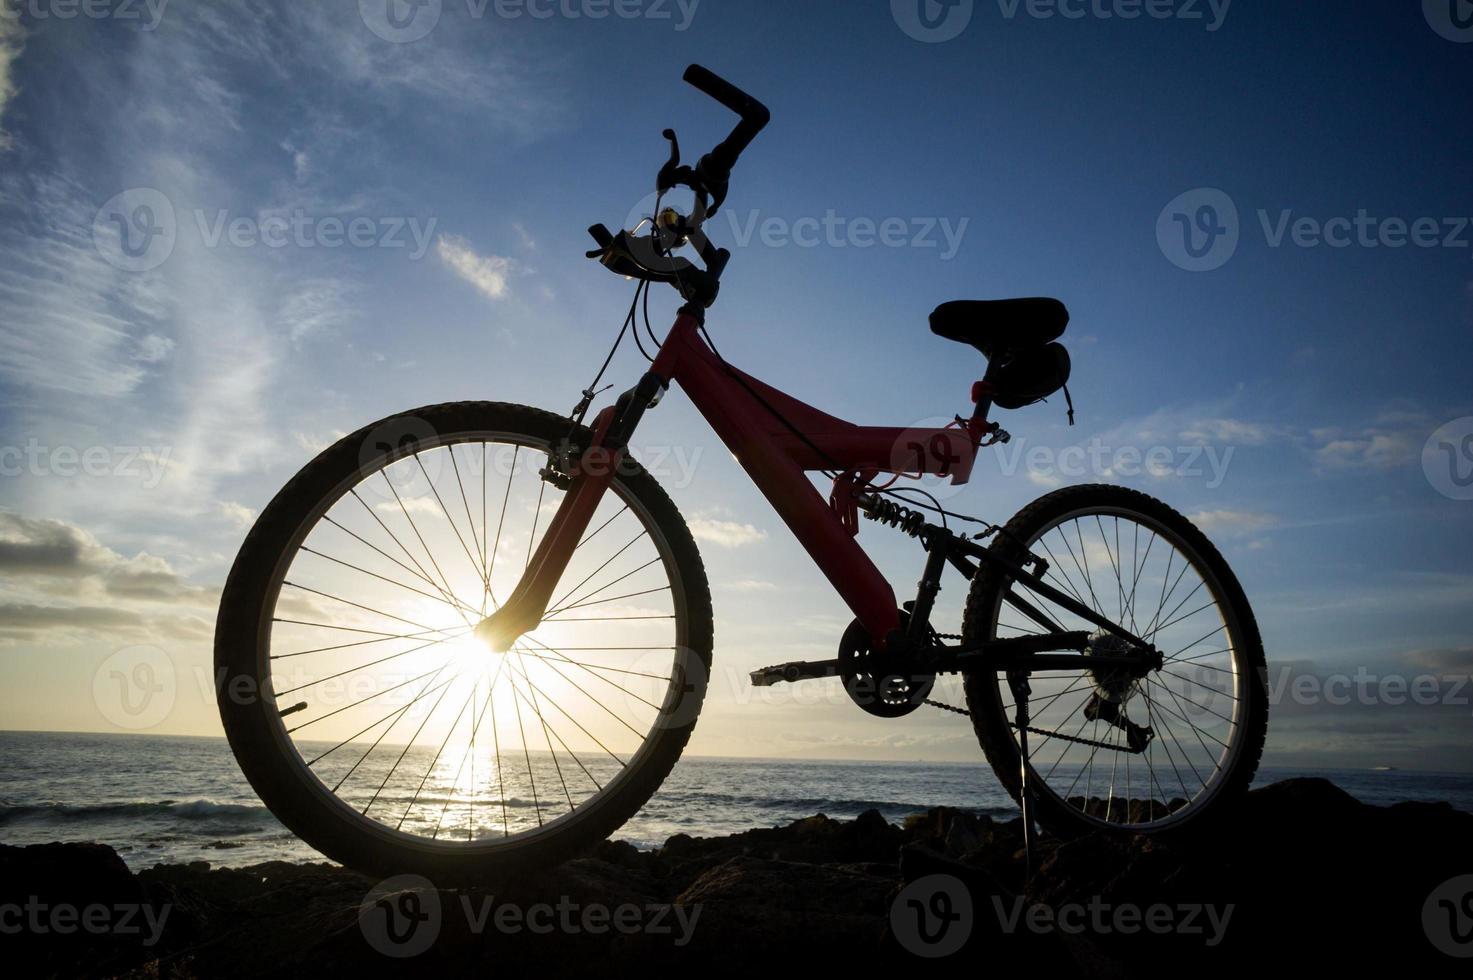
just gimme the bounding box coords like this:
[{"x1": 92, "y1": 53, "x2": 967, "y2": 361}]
[{"x1": 480, "y1": 309, "x2": 983, "y2": 652}]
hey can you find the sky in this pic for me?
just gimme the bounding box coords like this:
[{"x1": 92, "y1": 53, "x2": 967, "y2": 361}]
[{"x1": 0, "y1": 0, "x2": 1470, "y2": 771}]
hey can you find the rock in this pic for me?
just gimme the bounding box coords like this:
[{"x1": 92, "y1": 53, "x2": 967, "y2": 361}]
[
  {"x1": 0, "y1": 842, "x2": 180, "y2": 977},
  {"x1": 673, "y1": 855, "x2": 895, "y2": 951},
  {"x1": 0, "y1": 779, "x2": 1465, "y2": 975}
]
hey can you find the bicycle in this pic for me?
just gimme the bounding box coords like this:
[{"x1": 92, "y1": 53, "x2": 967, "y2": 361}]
[{"x1": 215, "y1": 66, "x2": 1269, "y2": 879}]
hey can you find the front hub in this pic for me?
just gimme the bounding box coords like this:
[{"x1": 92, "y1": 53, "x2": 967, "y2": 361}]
[{"x1": 474, "y1": 608, "x2": 527, "y2": 653}]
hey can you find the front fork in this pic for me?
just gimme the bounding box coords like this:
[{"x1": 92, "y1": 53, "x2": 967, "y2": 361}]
[{"x1": 474, "y1": 371, "x2": 667, "y2": 651}]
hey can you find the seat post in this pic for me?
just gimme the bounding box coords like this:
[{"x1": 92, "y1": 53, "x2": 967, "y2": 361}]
[{"x1": 969, "y1": 366, "x2": 997, "y2": 424}]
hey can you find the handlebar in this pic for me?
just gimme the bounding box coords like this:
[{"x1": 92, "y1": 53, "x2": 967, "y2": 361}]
[
  {"x1": 585, "y1": 65, "x2": 769, "y2": 307},
  {"x1": 682, "y1": 64, "x2": 770, "y2": 181}
]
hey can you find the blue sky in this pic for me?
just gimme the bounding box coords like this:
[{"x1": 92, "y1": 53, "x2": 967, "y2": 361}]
[{"x1": 0, "y1": 0, "x2": 1470, "y2": 769}]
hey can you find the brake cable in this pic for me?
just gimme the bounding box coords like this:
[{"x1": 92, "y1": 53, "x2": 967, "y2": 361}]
[{"x1": 568, "y1": 280, "x2": 650, "y2": 429}]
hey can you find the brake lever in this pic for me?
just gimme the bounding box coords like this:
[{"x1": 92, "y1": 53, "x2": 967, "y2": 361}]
[
  {"x1": 693, "y1": 154, "x2": 729, "y2": 214},
  {"x1": 585, "y1": 225, "x2": 723, "y2": 307},
  {"x1": 656, "y1": 129, "x2": 681, "y2": 193}
]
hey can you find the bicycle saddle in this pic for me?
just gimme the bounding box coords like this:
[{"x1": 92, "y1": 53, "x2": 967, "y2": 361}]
[{"x1": 928, "y1": 298, "x2": 1069, "y2": 359}]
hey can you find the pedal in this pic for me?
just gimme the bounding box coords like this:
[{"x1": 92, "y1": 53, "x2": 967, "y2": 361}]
[{"x1": 749, "y1": 658, "x2": 841, "y2": 687}]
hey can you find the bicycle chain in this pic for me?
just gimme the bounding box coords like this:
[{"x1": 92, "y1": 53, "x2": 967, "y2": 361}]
[{"x1": 922, "y1": 633, "x2": 1144, "y2": 754}]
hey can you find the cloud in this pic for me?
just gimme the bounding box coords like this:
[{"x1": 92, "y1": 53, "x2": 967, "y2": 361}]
[
  {"x1": 728, "y1": 578, "x2": 777, "y2": 592},
  {"x1": 0, "y1": 511, "x2": 218, "y2": 646},
  {"x1": 437, "y1": 235, "x2": 514, "y2": 301},
  {"x1": 688, "y1": 518, "x2": 768, "y2": 548},
  {"x1": 1187, "y1": 509, "x2": 1275, "y2": 534},
  {"x1": 1404, "y1": 646, "x2": 1473, "y2": 673},
  {"x1": 215, "y1": 501, "x2": 257, "y2": 530},
  {"x1": 1179, "y1": 418, "x2": 1276, "y2": 446},
  {"x1": 0, "y1": 601, "x2": 213, "y2": 644},
  {"x1": 0, "y1": 511, "x2": 212, "y2": 603},
  {"x1": 0, "y1": 16, "x2": 22, "y2": 150},
  {"x1": 1310, "y1": 413, "x2": 1430, "y2": 471}
]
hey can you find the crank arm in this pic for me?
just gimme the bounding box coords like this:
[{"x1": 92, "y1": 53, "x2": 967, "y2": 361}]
[{"x1": 750, "y1": 658, "x2": 841, "y2": 687}]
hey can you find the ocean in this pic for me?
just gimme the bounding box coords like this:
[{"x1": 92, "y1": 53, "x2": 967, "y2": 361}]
[{"x1": 2, "y1": 730, "x2": 1471, "y2": 870}]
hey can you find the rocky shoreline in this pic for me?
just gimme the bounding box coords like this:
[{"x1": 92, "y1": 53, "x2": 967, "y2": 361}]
[{"x1": 2, "y1": 778, "x2": 1469, "y2": 976}]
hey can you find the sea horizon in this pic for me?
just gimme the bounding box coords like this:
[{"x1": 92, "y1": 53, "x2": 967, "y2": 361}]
[{"x1": 5, "y1": 729, "x2": 1472, "y2": 871}]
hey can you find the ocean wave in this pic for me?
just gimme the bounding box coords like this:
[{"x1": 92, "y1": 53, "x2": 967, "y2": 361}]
[
  {"x1": 0, "y1": 799, "x2": 271, "y2": 825},
  {"x1": 653, "y1": 791, "x2": 961, "y2": 813}
]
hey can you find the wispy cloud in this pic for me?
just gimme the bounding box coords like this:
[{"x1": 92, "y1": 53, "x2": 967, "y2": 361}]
[
  {"x1": 1187, "y1": 509, "x2": 1276, "y2": 534},
  {"x1": 280, "y1": 277, "x2": 357, "y2": 342},
  {"x1": 689, "y1": 518, "x2": 768, "y2": 548},
  {"x1": 1179, "y1": 418, "x2": 1278, "y2": 447},
  {"x1": 0, "y1": 173, "x2": 172, "y2": 398},
  {"x1": 437, "y1": 234, "x2": 515, "y2": 301}
]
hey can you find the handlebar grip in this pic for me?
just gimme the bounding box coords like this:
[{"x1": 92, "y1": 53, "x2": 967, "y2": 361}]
[
  {"x1": 682, "y1": 64, "x2": 770, "y2": 173},
  {"x1": 683, "y1": 65, "x2": 769, "y2": 125},
  {"x1": 588, "y1": 224, "x2": 614, "y2": 249}
]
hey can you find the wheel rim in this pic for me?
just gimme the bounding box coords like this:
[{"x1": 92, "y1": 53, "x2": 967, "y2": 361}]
[
  {"x1": 254, "y1": 429, "x2": 695, "y2": 853},
  {"x1": 983, "y1": 506, "x2": 1249, "y2": 831}
]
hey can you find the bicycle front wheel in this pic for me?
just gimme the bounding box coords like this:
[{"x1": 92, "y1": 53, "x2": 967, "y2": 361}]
[{"x1": 215, "y1": 401, "x2": 712, "y2": 880}]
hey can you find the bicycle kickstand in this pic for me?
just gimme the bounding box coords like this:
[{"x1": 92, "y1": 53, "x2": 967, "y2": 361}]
[{"x1": 1009, "y1": 670, "x2": 1037, "y2": 882}]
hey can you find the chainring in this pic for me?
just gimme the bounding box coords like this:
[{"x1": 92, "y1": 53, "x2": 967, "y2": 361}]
[{"x1": 837, "y1": 613, "x2": 936, "y2": 718}]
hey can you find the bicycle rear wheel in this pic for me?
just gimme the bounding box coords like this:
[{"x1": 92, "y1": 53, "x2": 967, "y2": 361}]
[
  {"x1": 215, "y1": 401, "x2": 712, "y2": 880},
  {"x1": 963, "y1": 485, "x2": 1267, "y2": 838}
]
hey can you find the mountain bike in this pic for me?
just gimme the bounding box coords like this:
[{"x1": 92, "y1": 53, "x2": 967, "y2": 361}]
[{"x1": 215, "y1": 66, "x2": 1269, "y2": 879}]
